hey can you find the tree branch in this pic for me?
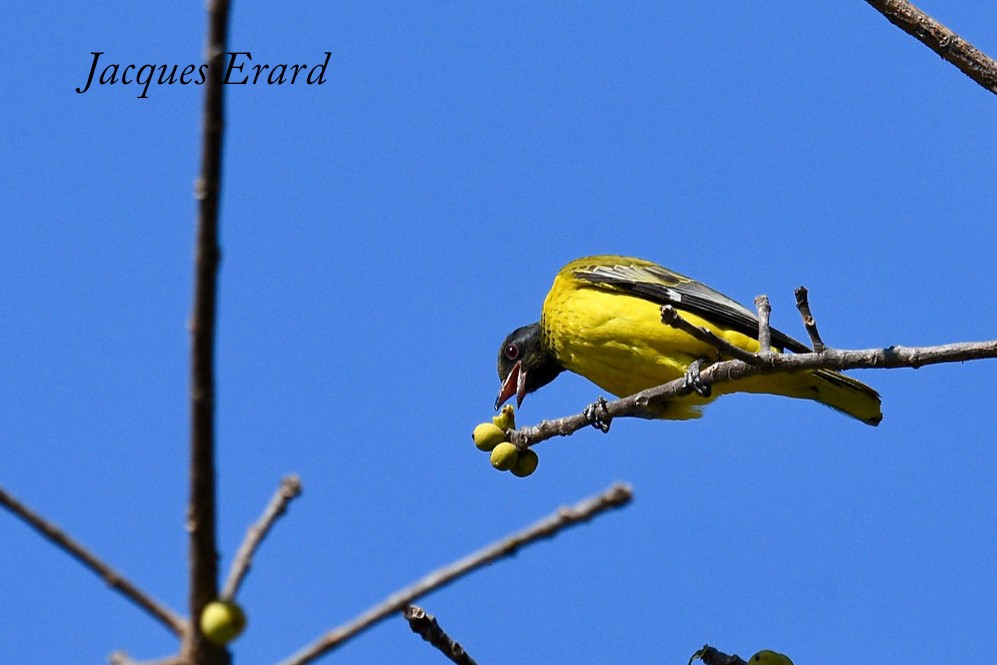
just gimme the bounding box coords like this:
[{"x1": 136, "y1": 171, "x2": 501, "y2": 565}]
[
  {"x1": 220, "y1": 475, "x2": 303, "y2": 600},
  {"x1": 402, "y1": 605, "x2": 479, "y2": 665},
  {"x1": 863, "y1": 0, "x2": 997, "y2": 95},
  {"x1": 277, "y1": 483, "x2": 633, "y2": 665},
  {"x1": 794, "y1": 287, "x2": 826, "y2": 353},
  {"x1": 753, "y1": 295, "x2": 772, "y2": 354},
  {"x1": 660, "y1": 306, "x2": 761, "y2": 364},
  {"x1": 0, "y1": 486, "x2": 187, "y2": 637},
  {"x1": 109, "y1": 651, "x2": 186, "y2": 665},
  {"x1": 187, "y1": 0, "x2": 232, "y2": 662},
  {"x1": 509, "y1": 338, "x2": 997, "y2": 447}
]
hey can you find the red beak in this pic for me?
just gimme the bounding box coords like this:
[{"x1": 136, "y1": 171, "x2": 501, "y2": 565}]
[{"x1": 495, "y1": 360, "x2": 527, "y2": 410}]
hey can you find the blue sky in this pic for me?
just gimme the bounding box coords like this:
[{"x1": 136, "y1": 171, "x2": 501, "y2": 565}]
[{"x1": 2, "y1": 2, "x2": 996, "y2": 663}]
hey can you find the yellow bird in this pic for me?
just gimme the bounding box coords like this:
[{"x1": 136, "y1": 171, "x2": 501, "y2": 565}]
[
  {"x1": 495, "y1": 255, "x2": 882, "y2": 425},
  {"x1": 748, "y1": 650, "x2": 795, "y2": 665}
]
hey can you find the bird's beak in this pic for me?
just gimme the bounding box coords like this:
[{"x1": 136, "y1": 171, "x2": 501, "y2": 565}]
[{"x1": 495, "y1": 360, "x2": 527, "y2": 410}]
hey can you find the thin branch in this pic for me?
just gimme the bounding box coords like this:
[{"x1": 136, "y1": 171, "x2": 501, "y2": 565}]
[
  {"x1": 403, "y1": 605, "x2": 479, "y2": 665},
  {"x1": 689, "y1": 645, "x2": 748, "y2": 665},
  {"x1": 187, "y1": 0, "x2": 233, "y2": 661},
  {"x1": 109, "y1": 652, "x2": 186, "y2": 665},
  {"x1": 863, "y1": 0, "x2": 997, "y2": 96},
  {"x1": 794, "y1": 287, "x2": 826, "y2": 353},
  {"x1": 509, "y1": 338, "x2": 997, "y2": 447},
  {"x1": 221, "y1": 475, "x2": 303, "y2": 600},
  {"x1": 278, "y1": 483, "x2": 633, "y2": 665},
  {"x1": 0, "y1": 486, "x2": 186, "y2": 637},
  {"x1": 753, "y1": 295, "x2": 772, "y2": 354},
  {"x1": 660, "y1": 306, "x2": 761, "y2": 365}
]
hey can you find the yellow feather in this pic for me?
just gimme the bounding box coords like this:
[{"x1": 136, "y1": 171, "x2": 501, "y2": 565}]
[{"x1": 539, "y1": 256, "x2": 882, "y2": 424}]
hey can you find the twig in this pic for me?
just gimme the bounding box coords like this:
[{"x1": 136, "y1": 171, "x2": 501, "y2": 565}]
[
  {"x1": 109, "y1": 652, "x2": 186, "y2": 665},
  {"x1": 403, "y1": 605, "x2": 479, "y2": 665},
  {"x1": 660, "y1": 306, "x2": 761, "y2": 365},
  {"x1": 0, "y1": 486, "x2": 186, "y2": 637},
  {"x1": 794, "y1": 287, "x2": 826, "y2": 352},
  {"x1": 187, "y1": 0, "x2": 233, "y2": 662},
  {"x1": 278, "y1": 483, "x2": 633, "y2": 665},
  {"x1": 108, "y1": 654, "x2": 139, "y2": 665},
  {"x1": 221, "y1": 475, "x2": 303, "y2": 600},
  {"x1": 753, "y1": 295, "x2": 771, "y2": 354},
  {"x1": 508, "y1": 338, "x2": 997, "y2": 447},
  {"x1": 689, "y1": 645, "x2": 747, "y2": 665},
  {"x1": 863, "y1": 0, "x2": 997, "y2": 96}
]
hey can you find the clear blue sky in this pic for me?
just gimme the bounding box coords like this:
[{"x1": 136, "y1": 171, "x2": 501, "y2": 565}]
[{"x1": 3, "y1": 2, "x2": 996, "y2": 663}]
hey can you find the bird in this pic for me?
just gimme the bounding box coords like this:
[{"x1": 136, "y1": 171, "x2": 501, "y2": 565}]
[
  {"x1": 748, "y1": 650, "x2": 795, "y2": 665},
  {"x1": 495, "y1": 255, "x2": 882, "y2": 425}
]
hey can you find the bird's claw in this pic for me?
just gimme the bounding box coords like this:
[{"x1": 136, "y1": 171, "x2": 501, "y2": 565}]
[
  {"x1": 583, "y1": 396, "x2": 612, "y2": 433},
  {"x1": 684, "y1": 359, "x2": 712, "y2": 397}
]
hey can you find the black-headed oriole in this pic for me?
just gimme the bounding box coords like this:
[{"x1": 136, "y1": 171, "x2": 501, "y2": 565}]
[{"x1": 496, "y1": 255, "x2": 881, "y2": 425}]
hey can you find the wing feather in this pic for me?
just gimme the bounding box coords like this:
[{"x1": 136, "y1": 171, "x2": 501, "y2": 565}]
[{"x1": 572, "y1": 260, "x2": 811, "y2": 353}]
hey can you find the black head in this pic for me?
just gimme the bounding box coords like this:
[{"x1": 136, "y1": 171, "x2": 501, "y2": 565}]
[{"x1": 495, "y1": 322, "x2": 564, "y2": 409}]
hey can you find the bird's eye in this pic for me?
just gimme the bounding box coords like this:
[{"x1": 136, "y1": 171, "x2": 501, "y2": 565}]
[{"x1": 503, "y1": 343, "x2": 519, "y2": 361}]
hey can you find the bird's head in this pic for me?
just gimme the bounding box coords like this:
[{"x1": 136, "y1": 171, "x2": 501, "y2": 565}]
[{"x1": 495, "y1": 322, "x2": 564, "y2": 410}]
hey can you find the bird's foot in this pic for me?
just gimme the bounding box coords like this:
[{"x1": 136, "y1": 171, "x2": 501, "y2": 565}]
[
  {"x1": 583, "y1": 396, "x2": 612, "y2": 433},
  {"x1": 683, "y1": 359, "x2": 712, "y2": 397}
]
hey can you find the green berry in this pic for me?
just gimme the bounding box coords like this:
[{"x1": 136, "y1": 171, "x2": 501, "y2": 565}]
[
  {"x1": 490, "y1": 442, "x2": 519, "y2": 471},
  {"x1": 472, "y1": 423, "x2": 506, "y2": 451},
  {"x1": 200, "y1": 600, "x2": 247, "y2": 646},
  {"x1": 510, "y1": 449, "x2": 539, "y2": 477}
]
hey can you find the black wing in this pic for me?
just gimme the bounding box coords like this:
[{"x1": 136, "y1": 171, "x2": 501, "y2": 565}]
[{"x1": 572, "y1": 261, "x2": 810, "y2": 354}]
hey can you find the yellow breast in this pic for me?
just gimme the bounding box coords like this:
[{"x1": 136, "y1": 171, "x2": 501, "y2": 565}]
[{"x1": 540, "y1": 268, "x2": 760, "y2": 399}]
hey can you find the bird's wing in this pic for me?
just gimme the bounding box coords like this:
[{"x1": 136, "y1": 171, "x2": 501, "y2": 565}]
[{"x1": 572, "y1": 260, "x2": 811, "y2": 353}]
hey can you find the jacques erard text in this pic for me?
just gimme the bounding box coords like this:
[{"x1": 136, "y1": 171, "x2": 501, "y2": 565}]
[{"x1": 75, "y1": 51, "x2": 331, "y2": 99}]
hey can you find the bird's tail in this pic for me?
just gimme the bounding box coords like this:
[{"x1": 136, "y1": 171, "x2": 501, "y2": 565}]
[
  {"x1": 732, "y1": 369, "x2": 883, "y2": 426},
  {"x1": 809, "y1": 369, "x2": 882, "y2": 426}
]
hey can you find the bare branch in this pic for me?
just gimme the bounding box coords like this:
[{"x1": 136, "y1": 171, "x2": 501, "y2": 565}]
[
  {"x1": 509, "y1": 338, "x2": 997, "y2": 448},
  {"x1": 109, "y1": 652, "x2": 186, "y2": 665},
  {"x1": 794, "y1": 287, "x2": 826, "y2": 353},
  {"x1": 660, "y1": 306, "x2": 761, "y2": 365},
  {"x1": 0, "y1": 486, "x2": 186, "y2": 637},
  {"x1": 278, "y1": 484, "x2": 633, "y2": 665},
  {"x1": 187, "y1": 0, "x2": 233, "y2": 661},
  {"x1": 863, "y1": 0, "x2": 997, "y2": 96},
  {"x1": 402, "y1": 605, "x2": 479, "y2": 665},
  {"x1": 221, "y1": 475, "x2": 303, "y2": 600},
  {"x1": 753, "y1": 295, "x2": 772, "y2": 354}
]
